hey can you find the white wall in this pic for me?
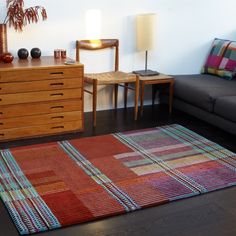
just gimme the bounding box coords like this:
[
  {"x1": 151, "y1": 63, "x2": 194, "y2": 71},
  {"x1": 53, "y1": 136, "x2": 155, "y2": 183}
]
[{"x1": 2, "y1": 0, "x2": 236, "y2": 111}]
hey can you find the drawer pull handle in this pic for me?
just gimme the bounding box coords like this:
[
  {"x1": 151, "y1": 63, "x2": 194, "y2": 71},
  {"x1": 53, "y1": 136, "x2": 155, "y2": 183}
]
[
  {"x1": 0, "y1": 123, "x2": 3, "y2": 125},
  {"x1": 51, "y1": 126, "x2": 64, "y2": 129},
  {"x1": 50, "y1": 72, "x2": 64, "y2": 75},
  {"x1": 0, "y1": 134, "x2": 4, "y2": 136},
  {"x1": 50, "y1": 93, "x2": 64, "y2": 97},
  {"x1": 50, "y1": 82, "x2": 64, "y2": 86},
  {"x1": 50, "y1": 106, "x2": 64, "y2": 109},
  {"x1": 51, "y1": 116, "x2": 64, "y2": 119},
  {"x1": 0, "y1": 112, "x2": 3, "y2": 115}
]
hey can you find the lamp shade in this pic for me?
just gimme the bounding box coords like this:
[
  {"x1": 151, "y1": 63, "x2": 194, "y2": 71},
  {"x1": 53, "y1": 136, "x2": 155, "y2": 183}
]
[{"x1": 136, "y1": 13, "x2": 156, "y2": 52}]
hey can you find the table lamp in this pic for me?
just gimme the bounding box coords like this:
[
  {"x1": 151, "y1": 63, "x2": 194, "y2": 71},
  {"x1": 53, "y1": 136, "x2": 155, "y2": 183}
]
[{"x1": 133, "y1": 13, "x2": 159, "y2": 76}]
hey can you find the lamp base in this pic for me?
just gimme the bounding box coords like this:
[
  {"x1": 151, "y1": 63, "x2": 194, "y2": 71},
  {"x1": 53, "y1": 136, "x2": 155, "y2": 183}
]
[{"x1": 133, "y1": 69, "x2": 160, "y2": 76}]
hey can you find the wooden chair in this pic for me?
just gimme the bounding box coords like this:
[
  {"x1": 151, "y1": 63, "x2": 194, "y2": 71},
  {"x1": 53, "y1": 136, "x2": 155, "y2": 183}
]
[{"x1": 76, "y1": 39, "x2": 139, "y2": 127}]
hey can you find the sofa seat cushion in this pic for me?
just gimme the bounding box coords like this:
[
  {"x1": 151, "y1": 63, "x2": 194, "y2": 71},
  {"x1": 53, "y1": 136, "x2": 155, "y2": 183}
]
[
  {"x1": 174, "y1": 74, "x2": 236, "y2": 112},
  {"x1": 214, "y1": 96, "x2": 236, "y2": 122}
]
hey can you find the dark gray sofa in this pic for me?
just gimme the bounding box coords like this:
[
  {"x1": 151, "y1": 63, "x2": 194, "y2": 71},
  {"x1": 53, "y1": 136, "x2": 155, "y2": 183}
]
[{"x1": 172, "y1": 74, "x2": 236, "y2": 135}]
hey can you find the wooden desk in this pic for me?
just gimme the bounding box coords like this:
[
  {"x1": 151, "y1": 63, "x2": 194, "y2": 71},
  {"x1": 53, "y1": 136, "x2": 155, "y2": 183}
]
[
  {"x1": 0, "y1": 56, "x2": 84, "y2": 141},
  {"x1": 138, "y1": 74, "x2": 174, "y2": 115}
]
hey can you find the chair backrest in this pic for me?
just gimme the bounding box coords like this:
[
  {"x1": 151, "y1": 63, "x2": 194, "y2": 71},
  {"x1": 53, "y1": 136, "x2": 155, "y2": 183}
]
[{"x1": 76, "y1": 39, "x2": 119, "y2": 71}]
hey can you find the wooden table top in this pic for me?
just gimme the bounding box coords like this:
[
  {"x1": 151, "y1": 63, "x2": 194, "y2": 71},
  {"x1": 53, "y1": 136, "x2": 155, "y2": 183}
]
[
  {"x1": 138, "y1": 73, "x2": 174, "y2": 81},
  {"x1": 0, "y1": 56, "x2": 82, "y2": 71}
]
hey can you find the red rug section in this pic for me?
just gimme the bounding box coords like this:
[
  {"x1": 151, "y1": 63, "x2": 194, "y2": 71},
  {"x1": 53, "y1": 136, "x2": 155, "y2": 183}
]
[{"x1": 12, "y1": 135, "x2": 136, "y2": 225}]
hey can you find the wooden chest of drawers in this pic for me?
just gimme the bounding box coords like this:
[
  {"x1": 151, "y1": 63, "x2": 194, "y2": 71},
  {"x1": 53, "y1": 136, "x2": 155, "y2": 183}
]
[{"x1": 0, "y1": 56, "x2": 84, "y2": 141}]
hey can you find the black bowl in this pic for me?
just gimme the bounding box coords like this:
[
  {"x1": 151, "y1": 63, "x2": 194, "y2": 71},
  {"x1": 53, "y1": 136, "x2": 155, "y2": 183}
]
[
  {"x1": 30, "y1": 48, "x2": 41, "y2": 59},
  {"x1": 17, "y1": 48, "x2": 29, "y2": 59}
]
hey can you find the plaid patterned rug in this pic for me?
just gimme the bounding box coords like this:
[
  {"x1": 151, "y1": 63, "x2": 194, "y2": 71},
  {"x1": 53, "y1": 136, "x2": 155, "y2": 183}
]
[{"x1": 1, "y1": 124, "x2": 236, "y2": 235}]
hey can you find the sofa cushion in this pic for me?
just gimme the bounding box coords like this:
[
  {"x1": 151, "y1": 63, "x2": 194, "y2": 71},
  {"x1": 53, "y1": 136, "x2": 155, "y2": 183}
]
[
  {"x1": 219, "y1": 41, "x2": 236, "y2": 72},
  {"x1": 213, "y1": 69, "x2": 235, "y2": 80},
  {"x1": 202, "y1": 38, "x2": 230, "y2": 74},
  {"x1": 174, "y1": 74, "x2": 236, "y2": 112},
  {"x1": 214, "y1": 96, "x2": 236, "y2": 122},
  {"x1": 201, "y1": 38, "x2": 236, "y2": 80}
]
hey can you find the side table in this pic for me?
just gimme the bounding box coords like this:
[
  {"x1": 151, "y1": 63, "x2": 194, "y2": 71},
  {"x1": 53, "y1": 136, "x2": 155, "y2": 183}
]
[{"x1": 138, "y1": 74, "x2": 174, "y2": 115}]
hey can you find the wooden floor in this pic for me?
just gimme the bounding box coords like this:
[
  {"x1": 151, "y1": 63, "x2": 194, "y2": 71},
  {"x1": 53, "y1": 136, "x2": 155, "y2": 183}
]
[{"x1": 1, "y1": 105, "x2": 236, "y2": 236}]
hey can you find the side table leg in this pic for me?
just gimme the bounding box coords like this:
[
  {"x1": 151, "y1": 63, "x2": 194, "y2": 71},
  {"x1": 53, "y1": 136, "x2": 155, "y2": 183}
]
[
  {"x1": 140, "y1": 81, "x2": 145, "y2": 116},
  {"x1": 169, "y1": 81, "x2": 174, "y2": 114},
  {"x1": 134, "y1": 76, "x2": 139, "y2": 120},
  {"x1": 152, "y1": 84, "x2": 157, "y2": 106}
]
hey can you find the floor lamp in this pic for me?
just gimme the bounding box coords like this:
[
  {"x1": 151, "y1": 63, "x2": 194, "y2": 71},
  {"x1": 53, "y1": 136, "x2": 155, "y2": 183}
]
[{"x1": 133, "y1": 13, "x2": 159, "y2": 76}]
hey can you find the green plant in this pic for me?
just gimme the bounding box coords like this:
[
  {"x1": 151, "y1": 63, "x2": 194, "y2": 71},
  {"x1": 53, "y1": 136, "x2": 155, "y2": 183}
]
[{"x1": 3, "y1": 0, "x2": 47, "y2": 31}]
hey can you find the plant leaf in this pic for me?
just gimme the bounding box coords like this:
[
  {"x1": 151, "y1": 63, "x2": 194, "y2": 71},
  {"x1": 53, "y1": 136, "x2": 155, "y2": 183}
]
[{"x1": 5, "y1": 0, "x2": 47, "y2": 32}]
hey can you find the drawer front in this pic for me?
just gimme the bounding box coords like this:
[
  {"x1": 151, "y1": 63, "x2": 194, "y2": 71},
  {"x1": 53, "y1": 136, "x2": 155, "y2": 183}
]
[
  {"x1": 0, "y1": 67, "x2": 83, "y2": 82},
  {"x1": 0, "y1": 78, "x2": 83, "y2": 94},
  {"x1": 0, "y1": 99, "x2": 82, "y2": 119},
  {"x1": 0, "y1": 111, "x2": 82, "y2": 130},
  {"x1": 0, "y1": 88, "x2": 82, "y2": 105},
  {"x1": 0, "y1": 120, "x2": 83, "y2": 141}
]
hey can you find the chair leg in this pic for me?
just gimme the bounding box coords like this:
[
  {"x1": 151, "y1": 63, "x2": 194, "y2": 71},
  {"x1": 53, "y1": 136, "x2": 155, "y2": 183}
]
[
  {"x1": 134, "y1": 76, "x2": 139, "y2": 120},
  {"x1": 114, "y1": 84, "x2": 118, "y2": 109},
  {"x1": 93, "y1": 80, "x2": 98, "y2": 127},
  {"x1": 124, "y1": 83, "x2": 128, "y2": 108}
]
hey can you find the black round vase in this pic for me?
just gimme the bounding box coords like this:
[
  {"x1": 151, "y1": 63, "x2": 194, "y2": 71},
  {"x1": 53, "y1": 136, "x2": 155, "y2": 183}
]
[
  {"x1": 17, "y1": 48, "x2": 29, "y2": 59},
  {"x1": 30, "y1": 48, "x2": 41, "y2": 59}
]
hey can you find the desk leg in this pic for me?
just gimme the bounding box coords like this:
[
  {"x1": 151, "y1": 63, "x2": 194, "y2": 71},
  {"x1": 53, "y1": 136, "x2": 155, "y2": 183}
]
[
  {"x1": 169, "y1": 81, "x2": 174, "y2": 114},
  {"x1": 134, "y1": 76, "x2": 139, "y2": 120}
]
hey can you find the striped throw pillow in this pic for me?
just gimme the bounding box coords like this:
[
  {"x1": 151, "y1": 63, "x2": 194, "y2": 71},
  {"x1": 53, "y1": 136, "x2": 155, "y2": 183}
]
[
  {"x1": 219, "y1": 41, "x2": 236, "y2": 72},
  {"x1": 202, "y1": 38, "x2": 236, "y2": 80}
]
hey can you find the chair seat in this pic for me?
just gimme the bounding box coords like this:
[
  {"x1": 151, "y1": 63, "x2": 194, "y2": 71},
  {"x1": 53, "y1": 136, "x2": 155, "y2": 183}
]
[{"x1": 84, "y1": 71, "x2": 137, "y2": 85}]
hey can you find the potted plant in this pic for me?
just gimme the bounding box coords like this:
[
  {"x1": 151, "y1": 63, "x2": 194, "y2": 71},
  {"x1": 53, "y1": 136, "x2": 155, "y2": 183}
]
[{"x1": 0, "y1": 0, "x2": 47, "y2": 56}]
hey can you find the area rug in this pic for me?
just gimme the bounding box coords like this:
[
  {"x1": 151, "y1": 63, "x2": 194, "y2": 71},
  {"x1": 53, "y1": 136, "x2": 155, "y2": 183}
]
[{"x1": 1, "y1": 124, "x2": 236, "y2": 235}]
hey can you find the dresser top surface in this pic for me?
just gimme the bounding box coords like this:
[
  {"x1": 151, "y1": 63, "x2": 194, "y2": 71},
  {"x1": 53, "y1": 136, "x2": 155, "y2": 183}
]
[{"x1": 0, "y1": 56, "x2": 83, "y2": 71}]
